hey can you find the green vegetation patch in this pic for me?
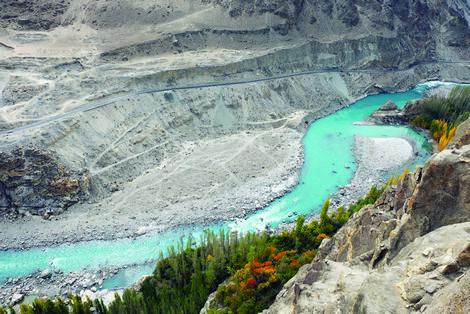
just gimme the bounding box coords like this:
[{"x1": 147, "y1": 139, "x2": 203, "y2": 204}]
[
  {"x1": 411, "y1": 86, "x2": 470, "y2": 150},
  {"x1": 411, "y1": 86, "x2": 470, "y2": 128}
]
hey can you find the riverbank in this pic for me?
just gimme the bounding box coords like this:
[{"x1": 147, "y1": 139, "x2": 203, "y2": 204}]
[
  {"x1": 0, "y1": 133, "x2": 429, "y2": 307},
  {"x1": 0, "y1": 123, "x2": 306, "y2": 251},
  {"x1": 332, "y1": 135, "x2": 420, "y2": 208},
  {"x1": 0, "y1": 266, "x2": 122, "y2": 307}
]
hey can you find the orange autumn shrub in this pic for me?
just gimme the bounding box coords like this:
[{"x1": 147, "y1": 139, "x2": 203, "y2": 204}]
[
  {"x1": 251, "y1": 260, "x2": 276, "y2": 276},
  {"x1": 430, "y1": 119, "x2": 448, "y2": 141},
  {"x1": 250, "y1": 259, "x2": 263, "y2": 270},
  {"x1": 274, "y1": 251, "x2": 288, "y2": 261},
  {"x1": 261, "y1": 265, "x2": 276, "y2": 274},
  {"x1": 289, "y1": 259, "x2": 300, "y2": 269},
  {"x1": 316, "y1": 233, "x2": 329, "y2": 241},
  {"x1": 437, "y1": 126, "x2": 456, "y2": 151},
  {"x1": 429, "y1": 119, "x2": 457, "y2": 151}
]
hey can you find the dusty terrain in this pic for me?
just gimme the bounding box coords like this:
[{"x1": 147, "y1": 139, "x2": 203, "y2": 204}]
[{"x1": 1, "y1": 0, "x2": 470, "y2": 250}]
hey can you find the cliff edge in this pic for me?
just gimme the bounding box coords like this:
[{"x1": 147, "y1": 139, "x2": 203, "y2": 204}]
[{"x1": 265, "y1": 119, "x2": 470, "y2": 313}]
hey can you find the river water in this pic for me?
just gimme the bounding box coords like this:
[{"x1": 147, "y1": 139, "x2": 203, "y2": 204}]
[{"x1": 1, "y1": 81, "x2": 449, "y2": 289}]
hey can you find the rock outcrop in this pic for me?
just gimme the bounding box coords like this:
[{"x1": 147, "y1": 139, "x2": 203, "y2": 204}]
[
  {"x1": 379, "y1": 100, "x2": 398, "y2": 111},
  {"x1": 265, "y1": 120, "x2": 470, "y2": 313},
  {"x1": 369, "y1": 100, "x2": 406, "y2": 125},
  {"x1": 0, "y1": 0, "x2": 72, "y2": 31},
  {"x1": 0, "y1": 148, "x2": 89, "y2": 217}
]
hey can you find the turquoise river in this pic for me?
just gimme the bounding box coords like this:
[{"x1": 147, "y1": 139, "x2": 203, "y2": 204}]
[{"x1": 0, "y1": 81, "x2": 454, "y2": 289}]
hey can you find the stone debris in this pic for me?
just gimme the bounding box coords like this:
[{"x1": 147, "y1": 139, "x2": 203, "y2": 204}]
[
  {"x1": 0, "y1": 266, "x2": 125, "y2": 306},
  {"x1": 10, "y1": 293, "x2": 24, "y2": 305}
]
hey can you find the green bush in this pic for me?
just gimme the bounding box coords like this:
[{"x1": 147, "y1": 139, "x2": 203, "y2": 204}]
[
  {"x1": 347, "y1": 185, "x2": 385, "y2": 217},
  {"x1": 412, "y1": 86, "x2": 470, "y2": 127}
]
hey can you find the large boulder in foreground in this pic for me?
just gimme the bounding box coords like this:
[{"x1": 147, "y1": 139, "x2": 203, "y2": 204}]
[{"x1": 265, "y1": 120, "x2": 470, "y2": 313}]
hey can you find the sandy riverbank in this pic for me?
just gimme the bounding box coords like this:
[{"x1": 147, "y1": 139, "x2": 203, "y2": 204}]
[{"x1": 332, "y1": 135, "x2": 420, "y2": 208}]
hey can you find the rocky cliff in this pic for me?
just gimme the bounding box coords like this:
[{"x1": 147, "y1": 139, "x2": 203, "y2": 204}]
[
  {"x1": 0, "y1": 148, "x2": 89, "y2": 218},
  {"x1": 265, "y1": 120, "x2": 470, "y2": 313}
]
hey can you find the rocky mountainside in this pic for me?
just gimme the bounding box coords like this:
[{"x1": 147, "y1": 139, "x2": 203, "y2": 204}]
[
  {"x1": 0, "y1": 1, "x2": 469, "y2": 248},
  {"x1": 0, "y1": 148, "x2": 89, "y2": 217},
  {"x1": 265, "y1": 119, "x2": 470, "y2": 313}
]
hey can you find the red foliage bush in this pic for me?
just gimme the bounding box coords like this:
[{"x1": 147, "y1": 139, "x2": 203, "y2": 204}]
[{"x1": 246, "y1": 278, "x2": 257, "y2": 288}]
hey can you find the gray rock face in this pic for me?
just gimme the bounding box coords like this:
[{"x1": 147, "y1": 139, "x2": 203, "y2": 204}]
[
  {"x1": 0, "y1": 0, "x2": 72, "y2": 30},
  {"x1": 199, "y1": 0, "x2": 470, "y2": 42},
  {"x1": 266, "y1": 223, "x2": 470, "y2": 314},
  {"x1": 369, "y1": 100, "x2": 405, "y2": 124},
  {"x1": 265, "y1": 121, "x2": 470, "y2": 313},
  {"x1": 0, "y1": 148, "x2": 89, "y2": 217}
]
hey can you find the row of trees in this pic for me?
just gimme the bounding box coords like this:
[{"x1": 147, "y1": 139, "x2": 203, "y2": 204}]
[
  {"x1": 2, "y1": 185, "x2": 387, "y2": 314},
  {"x1": 207, "y1": 185, "x2": 387, "y2": 313}
]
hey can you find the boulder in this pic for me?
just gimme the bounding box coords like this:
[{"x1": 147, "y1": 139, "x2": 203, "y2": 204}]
[
  {"x1": 135, "y1": 227, "x2": 147, "y2": 236},
  {"x1": 39, "y1": 269, "x2": 52, "y2": 279},
  {"x1": 10, "y1": 293, "x2": 24, "y2": 305}
]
